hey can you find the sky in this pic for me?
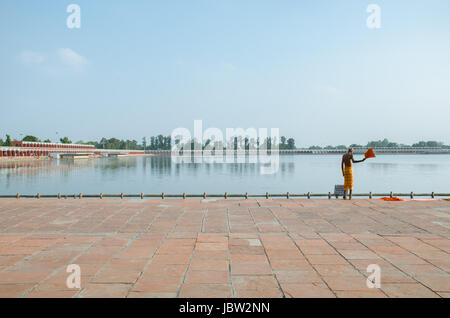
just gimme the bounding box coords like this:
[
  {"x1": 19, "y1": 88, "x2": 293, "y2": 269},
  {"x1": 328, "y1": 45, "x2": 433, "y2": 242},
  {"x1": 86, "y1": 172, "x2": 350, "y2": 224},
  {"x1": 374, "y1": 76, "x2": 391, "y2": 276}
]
[{"x1": 0, "y1": 0, "x2": 449, "y2": 147}]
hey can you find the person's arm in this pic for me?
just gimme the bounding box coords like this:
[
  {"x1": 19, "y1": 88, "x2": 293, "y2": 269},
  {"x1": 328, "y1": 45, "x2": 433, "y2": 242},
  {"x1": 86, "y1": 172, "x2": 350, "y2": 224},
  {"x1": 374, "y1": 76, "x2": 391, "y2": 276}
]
[
  {"x1": 352, "y1": 155, "x2": 366, "y2": 163},
  {"x1": 341, "y1": 156, "x2": 345, "y2": 176}
]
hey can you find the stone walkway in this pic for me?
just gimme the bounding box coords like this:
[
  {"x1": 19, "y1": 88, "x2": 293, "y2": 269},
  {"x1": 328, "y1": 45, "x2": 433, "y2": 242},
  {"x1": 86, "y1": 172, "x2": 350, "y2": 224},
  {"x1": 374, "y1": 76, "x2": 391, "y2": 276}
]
[{"x1": 0, "y1": 199, "x2": 449, "y2": 298}]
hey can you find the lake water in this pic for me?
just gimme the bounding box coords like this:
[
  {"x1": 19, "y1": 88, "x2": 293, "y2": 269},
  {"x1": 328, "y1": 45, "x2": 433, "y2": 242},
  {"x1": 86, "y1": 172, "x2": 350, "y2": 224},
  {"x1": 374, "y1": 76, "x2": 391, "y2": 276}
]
[{"x1": 0, "y1": 155, "x2": 449, "y2": 195}]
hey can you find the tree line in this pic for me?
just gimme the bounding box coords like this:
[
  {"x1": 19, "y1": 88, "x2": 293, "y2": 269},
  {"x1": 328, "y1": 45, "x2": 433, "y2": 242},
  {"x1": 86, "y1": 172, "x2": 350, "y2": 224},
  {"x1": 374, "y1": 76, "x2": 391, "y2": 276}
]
[
  {"x1": 307, "y1": 138, "x2": 450, "y2": 150},
  {"x1": 1, "y1": 135, "x2": 448, "y2": 150}
]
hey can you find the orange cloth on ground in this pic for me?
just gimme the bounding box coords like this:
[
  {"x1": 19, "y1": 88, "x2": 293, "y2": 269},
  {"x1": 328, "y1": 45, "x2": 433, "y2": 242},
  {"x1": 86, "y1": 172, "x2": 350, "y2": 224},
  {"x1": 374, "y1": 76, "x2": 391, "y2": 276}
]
[
  {"x1": 365, "y1": 148, "x2": 375, "y2": 158},
  {"x1": 380, "y1": 197, "x2": 404, "y2": 201},
  {"x1": 343, "y1": 166, "x2": 353, "y2": 191}
]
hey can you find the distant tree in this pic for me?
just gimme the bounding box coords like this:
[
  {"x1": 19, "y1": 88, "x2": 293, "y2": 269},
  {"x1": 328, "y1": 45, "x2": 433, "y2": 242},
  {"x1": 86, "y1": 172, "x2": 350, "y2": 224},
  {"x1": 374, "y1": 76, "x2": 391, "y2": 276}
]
[
  {"x1": 150, "y1": 137, "x2": 155, "y2": 150},
  {"x1": 309, "y1": 145, "x2": 322, "y2": 150},
  {"x1": 43, "y1": 139, "x2": 52, "y2": 143},
  {"x1": 287, "y1": 138, "x2": 295, "y2": 149},
  {"x1": 412, "y1": 141, "x2": 426, "y2": 148},
  {"x1": 59, "y1": 137, "x2": 72, "y2": 144},
  {"x1": 4, "y1": 135, "x2": 12, "y2": 146},
  {"x1": 22, "y1": 135, "x2": 40, "y2": 142},
  {"x1": 426, "y1": 141, "x2": 443, "y2": 147},
  {"x1": 0, "y1": 138, "x2": 3, "y2": 146},
  {"x1": 336, "y1": 145, "x2": 347, "y2": 150},
  {"x1": 367, "y1": 138, "x2": 389, "y2": 148},
  {"x1": 349, "y1": 144, "x2": 362, "y2": 148},
  {"x1": 412, "y1": 141, "x2": 443, "y2": 148},
  {"x1": 142, "y1": 137, "x2": 147, "y2": 150}
]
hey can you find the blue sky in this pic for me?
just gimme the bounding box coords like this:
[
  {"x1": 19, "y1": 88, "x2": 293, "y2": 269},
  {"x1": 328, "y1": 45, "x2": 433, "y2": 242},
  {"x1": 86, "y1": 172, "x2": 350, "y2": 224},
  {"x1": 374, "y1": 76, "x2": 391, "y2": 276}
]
[{"x1": 1, "y1": 0, "x2": 449, "y2": 146}]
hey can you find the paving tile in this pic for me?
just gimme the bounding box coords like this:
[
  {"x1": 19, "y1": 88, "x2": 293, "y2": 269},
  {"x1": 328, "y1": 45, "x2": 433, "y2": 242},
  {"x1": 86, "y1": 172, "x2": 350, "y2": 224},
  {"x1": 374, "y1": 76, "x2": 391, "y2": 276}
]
[
  {"x1": 127, "y1": 291, "x2": 177, "y2": 298},
  {"x1": 281, "y1": 283, "x2": 335, "y2": 298},
  {"x1": 231, "y1": 262, "x2": 273, "y2": 275},
  {"x1": 275, "y1": 270, "x2": 322, "y2": 284},
  {"x1": 313, "y1": 264, "x2": 361, "y2": 277},
  {"x1": 322, "y1": 274, "x2": 372, "y2": 291},
  {"x1": 189, "y1": 259, "x2": 229, "y2": 271},
  {"x1": 335, "y1": 290, "x2": 387, "y2": 298},
  {"x1": 24, "y1": 289, "x2": 78, "y2": 298},
  {"x1": 179, "y1": 284, "x2": 232, "y2": 298},
  {"x1": 145, "y1": 264, "x2": 187, "y2": 277},
  {"x1": 0, "y1": 199, "x2": 448, "y2": 298},
  {"x1": 232, "y1": 275, "x2": 279, "y2": 291},
  {"x1": 185, "y1": 270, "x2": 229, "y2": 284},
  {"x1": 91, "y1": 269, "x2": 141, "y2": 284},
  {"x1": 381, "y1": 283, "x2": 440, "y2": 298},
  {"x1": 132, "y1": 275, "x2": 182, "y2": 293},
  {"x1": 0, "y1": 284, "x2": 34, "y2": 297},
  {"x1": 270, "y1": 259, "x2": 312, "y2": 271},
  {"x1": 78, "y1": 283, "x2": 131, "y2": 298},
  {"x1": 306, "y1": 255, "x2": 349, "y2": 265}
]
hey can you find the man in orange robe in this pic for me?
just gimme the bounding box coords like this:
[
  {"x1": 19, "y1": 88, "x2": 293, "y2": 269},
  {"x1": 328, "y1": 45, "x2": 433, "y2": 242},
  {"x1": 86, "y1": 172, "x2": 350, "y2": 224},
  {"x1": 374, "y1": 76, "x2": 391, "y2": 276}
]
[{"x1": 341, "y1": 148, "x2": 366, "y2": 200}]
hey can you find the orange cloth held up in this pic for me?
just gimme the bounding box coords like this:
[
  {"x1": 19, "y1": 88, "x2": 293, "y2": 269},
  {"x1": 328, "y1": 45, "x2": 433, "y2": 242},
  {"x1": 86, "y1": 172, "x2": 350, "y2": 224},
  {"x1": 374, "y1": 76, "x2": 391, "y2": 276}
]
[
  {"x1": 365, "y1": 148, "x2": 375, "y2": 159},
  {"x1": 380, "y1": 197, "x2": 403, "y2": 201}
]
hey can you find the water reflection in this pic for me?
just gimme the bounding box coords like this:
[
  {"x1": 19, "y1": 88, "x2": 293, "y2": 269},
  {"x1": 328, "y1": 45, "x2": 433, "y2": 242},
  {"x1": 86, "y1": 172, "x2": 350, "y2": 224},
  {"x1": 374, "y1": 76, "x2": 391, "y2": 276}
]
[{"x1": 0, "y1": 155, "x2": 449, "y2": 194}]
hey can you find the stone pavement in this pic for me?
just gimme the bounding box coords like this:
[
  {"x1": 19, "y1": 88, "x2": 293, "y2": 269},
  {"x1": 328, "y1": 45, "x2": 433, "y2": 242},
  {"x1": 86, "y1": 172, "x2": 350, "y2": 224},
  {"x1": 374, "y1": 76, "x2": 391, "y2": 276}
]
[{"x1": 0, "y1": 198, "x2": 449, "y2": 298}]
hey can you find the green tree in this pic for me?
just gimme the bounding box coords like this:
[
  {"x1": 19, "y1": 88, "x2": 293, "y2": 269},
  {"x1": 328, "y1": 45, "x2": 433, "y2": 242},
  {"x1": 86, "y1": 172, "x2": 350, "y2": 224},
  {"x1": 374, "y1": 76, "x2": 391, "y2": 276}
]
[
  {"x1": 4, "y1": 135, "x2": 12, "y2": 146},
  {"x1": 59, "y1": 137, "x2": 72, "y2": 144},
  {"x1": 22, "y1": 135, "x2": 40, "y2": 142},
  {"x1": 43, "y1": 139, "x2": 52, "y2": 143},
  {"x1": 287, "y1": 138, "x2": 295, "y2": 149}
]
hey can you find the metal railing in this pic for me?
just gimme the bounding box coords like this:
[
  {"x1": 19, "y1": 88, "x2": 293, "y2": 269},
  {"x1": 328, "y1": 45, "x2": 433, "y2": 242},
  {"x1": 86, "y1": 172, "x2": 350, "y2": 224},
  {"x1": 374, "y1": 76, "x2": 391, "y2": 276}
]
[{"x1": 1, "y1": 192, "x2": 449, "y2": 200}]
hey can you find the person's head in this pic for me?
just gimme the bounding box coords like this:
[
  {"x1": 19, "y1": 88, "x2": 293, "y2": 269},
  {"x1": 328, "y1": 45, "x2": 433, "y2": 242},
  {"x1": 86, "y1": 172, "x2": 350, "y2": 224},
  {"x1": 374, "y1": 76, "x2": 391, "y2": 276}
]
[{"x1": 348, "y1": 148, "x2": 354, "y2": 155}]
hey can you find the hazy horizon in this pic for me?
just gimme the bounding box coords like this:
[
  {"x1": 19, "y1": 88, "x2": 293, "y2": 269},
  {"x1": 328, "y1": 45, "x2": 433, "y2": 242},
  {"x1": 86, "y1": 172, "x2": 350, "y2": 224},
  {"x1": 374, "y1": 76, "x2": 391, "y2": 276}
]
[{"x1": 1, "y1": 0, "x2": 449, "y2": 147}]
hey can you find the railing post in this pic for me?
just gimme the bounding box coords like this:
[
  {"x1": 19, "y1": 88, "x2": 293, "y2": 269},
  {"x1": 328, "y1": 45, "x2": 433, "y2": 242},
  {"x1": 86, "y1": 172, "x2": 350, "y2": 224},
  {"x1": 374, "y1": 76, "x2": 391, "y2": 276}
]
[
  {"x1": 17, "y1": 193, "x2": 20, "y2": 200},
  {"x1": 100, "y1": 193, "x2": 103, "y2": 199},
  {"x1": 390, "y1": 191, "x2": 393, "y2": 198},
  {"x1": 121, "y1": 192, "x2": 124, "y2": 199},
  {"x1": 410, "y1": 192, "x2": 414, "y2": 199},
  {"x1": 141, "y1": 192, "x2": 144, "y2": 200},
  {"x1": 431, "y1": 192, "x2": 435, "y2": 199},
  {"x1": 307, "y1": 192, "x2": 311, "y2": 199},
  {"x1": 224, "y1": 192, "x2": 228, "y2": 199},
  {"x1": 37, "y1": 193, "x2": 40, "y2": 199},
  {"x1": 245, "y1": 192, "x2": 248, "y2": 199},
  {"x1": 328, "y1": 192, "x2": 331, "y2": 199},
  {"x1": 79, "y1": 193, "x2": 82, "y2": 199},
  {"x1": 287, "y1": 192, "x2": 290, "y2": 199},
  {"x1": 369, "y1": 192, "x2": 372, "y2": 199},
  {"x1": 183, "y1": 192, "x2": 186, "y2": 199},
  {"x1": 203, "y1": 192, "x2": 207, "y2": 199},
  {"x1": 162, "y1": 192, "x2": 165, "y2": 200},
  {"x1": 266, "y1": 192, "x2": 269, "y2": 199}
]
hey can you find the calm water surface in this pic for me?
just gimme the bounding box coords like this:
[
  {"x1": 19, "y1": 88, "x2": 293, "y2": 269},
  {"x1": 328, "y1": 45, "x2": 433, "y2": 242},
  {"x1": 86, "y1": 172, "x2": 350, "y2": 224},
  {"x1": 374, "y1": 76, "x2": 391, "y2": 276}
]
[{"x1": 1, "y1": 155, "x2": 449, "y2": 194}]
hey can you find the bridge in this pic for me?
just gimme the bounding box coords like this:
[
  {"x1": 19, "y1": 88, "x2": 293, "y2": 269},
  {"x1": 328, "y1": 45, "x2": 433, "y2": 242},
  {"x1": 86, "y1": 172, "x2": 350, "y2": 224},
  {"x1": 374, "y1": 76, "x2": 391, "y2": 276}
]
[{"x1": 0, "y1": 141, "x2": 145, "y2": 159}]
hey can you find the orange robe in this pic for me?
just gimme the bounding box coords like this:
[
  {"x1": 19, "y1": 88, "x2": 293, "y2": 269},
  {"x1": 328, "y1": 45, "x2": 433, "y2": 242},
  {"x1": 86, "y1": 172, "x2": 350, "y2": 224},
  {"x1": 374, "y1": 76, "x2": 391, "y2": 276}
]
[{"x1": 344, "y1": 166, "x2": 353, "y2": 191}]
